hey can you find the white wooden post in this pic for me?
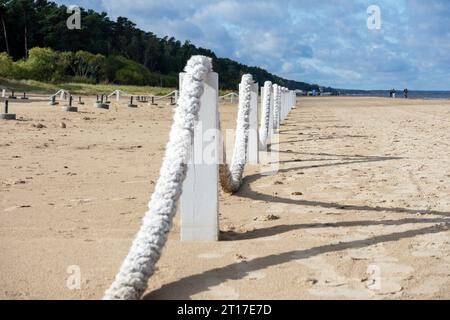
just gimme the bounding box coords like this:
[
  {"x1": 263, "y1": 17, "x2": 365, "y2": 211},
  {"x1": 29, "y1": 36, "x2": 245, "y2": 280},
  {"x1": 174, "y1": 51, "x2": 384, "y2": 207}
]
[
  {"x1": 286, "y1": 89, "x2": 290, "y2": 118},
  {"x1": 269, "y1": 88, "x2": 274, "y2": 137},
  {"x1": 260, "y1": 85, "x2": 264, "y2": 113},
  {"x1": 294, "y1": 91, "x2": 297, "y2": 108},
  {"x1": 289, "y1": 90, "x2": 294, "y2": 113},
  {"x1": 247, "y1": 82, "x2": 259, "y2": 164},
  {"x1": 180, "y1": 71, "x2": 220, "y2": 242},
  {"x1": 116, "y1": 90, "x2": 120, "y2": 102},
  {"x1": 273, "y1": 85, "x2": 281, "y2": 131},
  {"x1": 291, "y1": 91, "x2": 295, "y2": 110},
  {"x1": 284, "y1": 89, "x2": 288, "y2": 119}
]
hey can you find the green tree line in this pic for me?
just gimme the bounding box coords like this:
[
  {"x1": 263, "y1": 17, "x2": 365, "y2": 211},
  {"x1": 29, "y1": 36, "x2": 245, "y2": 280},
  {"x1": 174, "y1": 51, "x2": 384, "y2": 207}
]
[{"x1": 0, "y1": 0, "x2": 325, "y2": 91}]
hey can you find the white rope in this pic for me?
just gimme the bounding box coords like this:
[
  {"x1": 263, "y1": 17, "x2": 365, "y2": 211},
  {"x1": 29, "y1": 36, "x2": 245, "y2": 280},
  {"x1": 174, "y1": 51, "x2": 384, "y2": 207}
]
[
  {"x1": 219, "y1": 74, "x2": 253, "y2": 194},
  {"x1": 259, "y1": 81, "x2": 272, "y2": 149},
  {"x1": 107, "y1": 90, "x2": 129, "y2": 98},
  {"x1": 273, "y1": 84, "x2": 281, "y2": 130},
  {"x1": 49, "y1": 89, "x2": 70, "y2": 99},
  {"x1": 153, "y1": 90, "x2": 178, "y2": 101},
  {"x1": 103, "y1": 56, "x2": 212, "y2": 300},
  {"x1": 219, "y1": 92, "x2": 238, "y2": 99}
]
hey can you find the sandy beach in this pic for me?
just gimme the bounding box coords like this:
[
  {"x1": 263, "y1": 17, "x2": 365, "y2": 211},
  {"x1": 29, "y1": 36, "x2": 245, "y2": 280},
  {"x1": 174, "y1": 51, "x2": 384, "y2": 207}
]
[{"x1": 1, "y1": 96, "x2": 449, "y2": 300}]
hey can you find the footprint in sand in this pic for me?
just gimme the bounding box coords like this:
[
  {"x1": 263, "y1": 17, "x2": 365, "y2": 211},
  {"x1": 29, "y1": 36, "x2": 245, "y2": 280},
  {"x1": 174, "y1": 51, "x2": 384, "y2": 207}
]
[
  {"x1": 409, "y1": 233, "x2": 450, "y2": 258},
  {"x1": 265, "y1": 203, "x2": 289, "y2": 217},
  {"x1": 232, "y1": 254, "x2": 267, "y2": 281},
  {"x1": 205, "y1": 282, "x2": 239, "y2": 300},
  {"x1": 371, "y1": 262, "x2": 414, "y2": 296},
  {"x1": 410, "y1": 276, "x2": 450, "y2": 296},
  {"x1": 294, "y1": 255, "x2": 375, "y2": 299}
]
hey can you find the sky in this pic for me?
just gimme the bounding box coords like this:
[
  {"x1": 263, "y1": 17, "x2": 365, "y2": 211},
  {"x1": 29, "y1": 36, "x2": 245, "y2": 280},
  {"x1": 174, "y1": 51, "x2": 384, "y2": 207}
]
[{"x1": 55, "y1": 0, "x2": 450, "y2": 90}]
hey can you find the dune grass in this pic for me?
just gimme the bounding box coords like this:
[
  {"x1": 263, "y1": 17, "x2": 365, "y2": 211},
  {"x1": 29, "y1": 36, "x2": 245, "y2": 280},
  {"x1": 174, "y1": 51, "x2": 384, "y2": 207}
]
[
  {"x1": 0, "y1": 77, "x2": 236, "y2": 97},
  {"x1": 0, "y1": 77, "x2": 175, "y2": 96}
]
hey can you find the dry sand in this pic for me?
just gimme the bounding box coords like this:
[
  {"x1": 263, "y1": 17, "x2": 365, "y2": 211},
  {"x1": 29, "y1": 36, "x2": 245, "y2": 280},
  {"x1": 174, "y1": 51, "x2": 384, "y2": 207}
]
[{"x1": 1, "y1": 95, "x2": 449, "y2": 300}]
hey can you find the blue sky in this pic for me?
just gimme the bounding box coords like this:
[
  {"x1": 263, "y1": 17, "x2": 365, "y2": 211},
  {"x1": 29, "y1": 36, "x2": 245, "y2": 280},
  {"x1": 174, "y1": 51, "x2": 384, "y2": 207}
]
[{"x1": 55, "y1": 0, "x2": 450, "y2": 90}]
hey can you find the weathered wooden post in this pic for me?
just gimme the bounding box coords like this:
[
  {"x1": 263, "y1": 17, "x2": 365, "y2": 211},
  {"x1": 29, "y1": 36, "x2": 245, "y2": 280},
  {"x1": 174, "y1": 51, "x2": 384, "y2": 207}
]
[
  {"x1": 247, "y1": 81, "x2": 259, "y2": 164},
  {"x1": 95, "y1": 94, "x2": 109, "y2": 109},
  {"x1": 49, "y1": 95, "x2": 58, "y2": 106},
  {"x1": 273, "y1": 84, "x2": 281, "y2": 132},
  {"x1": 128, "y1": 96, "x2": 137, "y2": 108},
  {"x1": 180, "y1": 70, "x2": 219, "y2": 242},
  {"x1": 9, "y1": 90, "x2": 17, "y2": 99},
  {"x1": 284, "y1": 88, "x2": 289, "y2": 120},
  {"x1": 1, "y1": 100, "x2": 16, "y2": 120},
  {"x1": 62, "y1": 95, "x2": 78, "y2": 112}
]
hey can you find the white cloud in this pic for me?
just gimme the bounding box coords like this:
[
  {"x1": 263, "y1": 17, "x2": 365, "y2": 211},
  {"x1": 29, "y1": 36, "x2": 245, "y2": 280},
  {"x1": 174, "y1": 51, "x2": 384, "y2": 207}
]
[{"x1": 55, "y1": 0, "x2": 450, "y2": 89}]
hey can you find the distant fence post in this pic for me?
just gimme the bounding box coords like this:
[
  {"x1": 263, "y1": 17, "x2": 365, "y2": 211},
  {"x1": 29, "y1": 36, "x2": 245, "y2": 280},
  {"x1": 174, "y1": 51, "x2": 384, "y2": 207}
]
[
  {"x1": 293, "y1": 91, "x2": 297, "y2": 108},
  {"x1": 292, "y1": 90, "x2": 294, "y2": 109},
  {"x1": 180, "y1": 71, "x2": 220, "y2": 242},
  {"x1": 273, "y1": 85, "x2": 281, "y2": 132},
  {"x1": 247, "y1": 81, "x2": 259, "y2": 164},
  {"x1": 284, "y1": 88, "x2": 289, "y2": 120},
  {"x1": 269, "y1": 87, "x2": 274, "y2": 137}
]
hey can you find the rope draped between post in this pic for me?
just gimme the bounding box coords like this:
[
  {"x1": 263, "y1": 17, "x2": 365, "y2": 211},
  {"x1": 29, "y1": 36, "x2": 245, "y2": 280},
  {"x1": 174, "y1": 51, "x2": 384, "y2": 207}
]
[
  {"x1": 219, "y1": 74, "x2": 253, "y2": 194},
  {"x1": 49, "y1": 89, "x2": 70, "y2": 100},
  {"x1": 103, "y1": 56, "x2": 212, "y2": 300},
  {"x1": 259, "y1": 81, "x2": 273, "y2": 149},
  {"x1": 104, "y1": 55, "x2": 295, "y2": 300},
  {"x1": 153, "y1": 90, "x2": 178, "y2": 101},
  {"x1": 273, "y1": 84, "x2": 281, "y2": 130}
]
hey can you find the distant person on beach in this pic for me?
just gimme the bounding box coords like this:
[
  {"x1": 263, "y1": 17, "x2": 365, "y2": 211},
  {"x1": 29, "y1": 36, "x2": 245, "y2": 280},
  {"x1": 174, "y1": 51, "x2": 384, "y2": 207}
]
[
  {"x1": 392, "y1": 88, "x2": 396, "y2": 98},
  {"x1": 404, "y1": 88, "x2": 409, "y2": 99}
]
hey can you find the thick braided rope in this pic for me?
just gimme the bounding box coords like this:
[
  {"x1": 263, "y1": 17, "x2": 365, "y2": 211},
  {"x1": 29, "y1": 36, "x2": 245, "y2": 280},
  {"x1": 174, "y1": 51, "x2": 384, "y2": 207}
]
[
  {"x1": 259, "y1": 81, "x2": 272, "y2": 149},
  {"x1": 219, "y1": 74, "x2": 253, "y2": 194},
  {"x1": 273, "y1": 84, "x2": 281, "y2": 130},
  {"x1": 103, "y1": 56, "x2": 212, "y2": 300}
]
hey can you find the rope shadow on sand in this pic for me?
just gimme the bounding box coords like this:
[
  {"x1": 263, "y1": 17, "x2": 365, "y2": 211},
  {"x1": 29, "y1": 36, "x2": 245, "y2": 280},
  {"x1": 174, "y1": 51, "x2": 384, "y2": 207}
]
[
  {"x1": 260, "y1": 156, "x2": 404, "y2": 173},
  {"x1": 236, "y1": 185, "x2": 450, "y2": 218},
  {"x1": 221, "y1": 217, "x2": 450, "y2": 241},
  {"x1": 144, "y1": 223, "x2": 449, "y2": 300}
]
